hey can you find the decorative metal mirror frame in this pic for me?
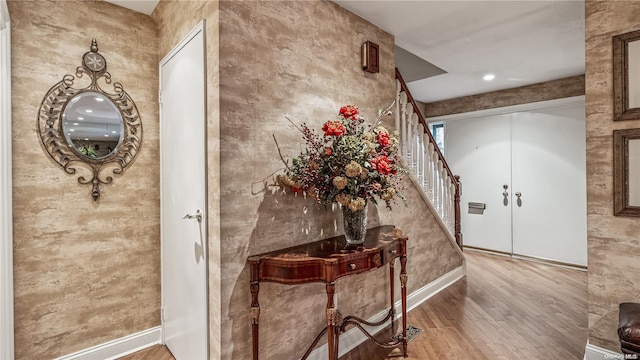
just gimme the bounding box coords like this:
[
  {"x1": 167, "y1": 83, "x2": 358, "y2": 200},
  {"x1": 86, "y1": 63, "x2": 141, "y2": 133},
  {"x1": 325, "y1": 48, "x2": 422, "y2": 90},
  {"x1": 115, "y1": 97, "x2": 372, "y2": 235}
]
[
  {"x1": 613, "y1": 128, "x2": 640, "y2": 216},
  {"x1": 37, "y1": 39, "x2": 142, "y2": 201},
  {"x1": 613, "y1": 29, "x2": 640, "y2": 121}
]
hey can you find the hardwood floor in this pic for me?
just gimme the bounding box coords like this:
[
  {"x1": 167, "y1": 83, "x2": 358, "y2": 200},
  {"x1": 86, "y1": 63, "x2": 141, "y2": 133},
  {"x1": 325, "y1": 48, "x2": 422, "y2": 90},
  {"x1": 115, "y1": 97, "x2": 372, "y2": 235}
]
[
  {"x1": 118, "y1": 344, "x2": 174, "y2": 360},
  {"x1": 121, "y1": 251, "x2": 587, "y2": 360},
  {"x1": 340, "y1": 251, "x2": 588, "y2": 360}
]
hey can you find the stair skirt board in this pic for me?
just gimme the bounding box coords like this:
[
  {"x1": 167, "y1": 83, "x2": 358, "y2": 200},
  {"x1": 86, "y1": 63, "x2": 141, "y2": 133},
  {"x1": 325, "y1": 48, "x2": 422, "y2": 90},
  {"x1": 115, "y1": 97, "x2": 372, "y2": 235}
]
[
  {"x1": 305, "y1": 265, "x2": 465, "y2": 360},
  {"x1": 52, "y1": 266, "x2": 465, "y2": 360},
  {"x1": 584, "y1": 342, "x2": 624, "y2": 360},
  {"x1": 53, "y1": 326, "x2": 161, "y2": 360}
]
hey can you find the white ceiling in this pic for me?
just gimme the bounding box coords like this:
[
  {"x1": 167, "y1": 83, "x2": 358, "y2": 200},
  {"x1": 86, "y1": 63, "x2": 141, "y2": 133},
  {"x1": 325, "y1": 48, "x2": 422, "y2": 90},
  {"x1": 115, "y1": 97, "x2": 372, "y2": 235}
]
[
  {"x1": 104, "y1": 0, "x2": 158, "y2": 15},
  {"x1": 334, "y1": 0, "x2": 585, "y2": 103},
  {"x1": 105, "y1": 0, "x2": 585, "y2": 104}
]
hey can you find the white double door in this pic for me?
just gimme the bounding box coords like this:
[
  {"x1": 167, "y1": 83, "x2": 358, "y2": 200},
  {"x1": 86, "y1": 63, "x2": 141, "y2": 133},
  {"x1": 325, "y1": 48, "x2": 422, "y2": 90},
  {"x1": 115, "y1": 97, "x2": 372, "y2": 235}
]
[{"x1": 445, "y1": 101, "x2": 587, "y2": 266}]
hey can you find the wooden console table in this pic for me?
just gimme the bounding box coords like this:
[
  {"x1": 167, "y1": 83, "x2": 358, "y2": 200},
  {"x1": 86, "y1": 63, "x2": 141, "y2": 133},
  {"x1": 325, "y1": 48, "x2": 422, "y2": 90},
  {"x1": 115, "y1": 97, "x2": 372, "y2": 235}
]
[{"x1": 247, "y1": 225, "x2": 408, "y2": 360}]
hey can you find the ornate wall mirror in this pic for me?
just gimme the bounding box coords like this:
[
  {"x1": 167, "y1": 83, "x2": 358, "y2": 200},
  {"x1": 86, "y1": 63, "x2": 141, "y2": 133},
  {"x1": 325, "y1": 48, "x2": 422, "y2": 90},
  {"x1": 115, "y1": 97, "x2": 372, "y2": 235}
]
[
  {"x1": 37, "y1": 39, "x2": 142, "y2": 200},
  {"x1": 613, "y1": 30, "x2": 640, "y2": 121},
  {"x1": 614, "y1": 128, "x2": 640, "y2": 216}
]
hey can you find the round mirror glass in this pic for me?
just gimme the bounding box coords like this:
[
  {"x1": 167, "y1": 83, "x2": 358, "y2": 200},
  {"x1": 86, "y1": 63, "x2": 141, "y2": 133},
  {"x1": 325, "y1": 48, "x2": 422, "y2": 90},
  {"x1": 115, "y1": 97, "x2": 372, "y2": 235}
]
[{"x1": 62, "y1": 91, "x2": 124, "y2": 159}]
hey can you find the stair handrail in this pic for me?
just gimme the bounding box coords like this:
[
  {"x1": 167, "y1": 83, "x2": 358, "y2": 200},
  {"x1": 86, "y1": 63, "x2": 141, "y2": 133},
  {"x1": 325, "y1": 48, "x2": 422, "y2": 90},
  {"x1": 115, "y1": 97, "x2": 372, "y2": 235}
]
[{"x1": 395, "y1": 68, "x2": 462, "y2": 249}]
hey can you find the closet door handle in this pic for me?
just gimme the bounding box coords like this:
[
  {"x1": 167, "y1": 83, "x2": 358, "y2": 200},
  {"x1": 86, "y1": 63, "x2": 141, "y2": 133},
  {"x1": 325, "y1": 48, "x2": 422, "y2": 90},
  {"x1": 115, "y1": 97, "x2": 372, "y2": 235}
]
[
  {"x1": 183, "y1": 209, "x2": 202, "y2": 223},
  {"x1": 515, "y1": 192, "x2": 522, "y2": 207},
  {"x1": 503, "y1": 185, "x2": 509, "y2": 206}
]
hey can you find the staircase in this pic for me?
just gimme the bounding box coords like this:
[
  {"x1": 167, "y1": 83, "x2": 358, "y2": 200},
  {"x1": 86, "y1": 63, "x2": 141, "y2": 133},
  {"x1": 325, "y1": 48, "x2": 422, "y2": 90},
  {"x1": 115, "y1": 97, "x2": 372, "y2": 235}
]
[{"x1": 395, "y1": 68, "x2": 463, "y2": 251}]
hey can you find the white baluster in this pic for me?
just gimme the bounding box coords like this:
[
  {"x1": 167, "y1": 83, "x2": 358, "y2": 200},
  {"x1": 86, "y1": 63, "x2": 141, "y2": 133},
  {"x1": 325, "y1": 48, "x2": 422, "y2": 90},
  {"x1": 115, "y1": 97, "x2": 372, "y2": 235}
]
[
  {"x1": 444, "y1": 175, "x2": 452, "y2": 230},
  {"x1": 406, "y1": 106, "x2": 414, "y2": 164},
  {"x1": 422, "y1": 126, "x2": 428, "y2": 186},
  {"x1": 436, "y1": 160, "x2": 444, "y2": 213},
  {"x1": 399, "y1": 92, "x2": 408, "y2": 159},
  {"x1": 410, "y1": 115, "x2": 418, "y2": 170},
  {"x1": 416, "y1": 123, "x2": 424, "y2": 184},
  {"x1": 430, "y1": 149, "x2": 438, "y2": 203},
  {"x1": 449, "y1": 180, "x2": 456, "y2": 232},
  {"x1": 426, "y1": 143, "x2": 434, "y2": 196},
  {"x1": 430, "y1": 159, "x2": 436, "y2": 203}
]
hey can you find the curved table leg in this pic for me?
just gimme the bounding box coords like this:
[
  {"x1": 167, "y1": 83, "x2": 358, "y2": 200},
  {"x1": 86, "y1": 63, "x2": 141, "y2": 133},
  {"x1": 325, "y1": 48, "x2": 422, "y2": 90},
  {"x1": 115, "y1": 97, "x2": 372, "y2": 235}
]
[
  {"x1": 326, "y1": 282, "x2": 337, "y2": 360},
  {"x1": 390, "y1": 261, "x2": 395, "y2": 335},
  {"x1": 400, "y1": 254, "x2": 408, "y2": 358},
  {"x1": 251, "y1": 280, "x2": 260, "y2": 360}
]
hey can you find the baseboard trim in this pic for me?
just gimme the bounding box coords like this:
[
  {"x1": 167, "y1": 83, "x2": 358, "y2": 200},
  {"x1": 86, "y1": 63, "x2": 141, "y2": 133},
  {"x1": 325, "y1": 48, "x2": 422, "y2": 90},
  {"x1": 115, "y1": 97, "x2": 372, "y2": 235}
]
[
  {"x1": 305, "y1": 265, "x2": 465, "y2": 360},
  {"x1": 54, "y1": 326, "x2": 162, "y2": 360},
  {"x1": 584, "y1": 341, "x2": 623, "y2": 360}
]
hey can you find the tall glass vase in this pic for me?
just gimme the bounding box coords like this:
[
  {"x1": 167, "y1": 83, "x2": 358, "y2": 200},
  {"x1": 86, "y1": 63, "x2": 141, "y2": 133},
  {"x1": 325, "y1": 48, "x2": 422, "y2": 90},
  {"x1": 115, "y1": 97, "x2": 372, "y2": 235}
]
[{"x1": 342, "y1": 202, "x2": 368, "y2": 245}]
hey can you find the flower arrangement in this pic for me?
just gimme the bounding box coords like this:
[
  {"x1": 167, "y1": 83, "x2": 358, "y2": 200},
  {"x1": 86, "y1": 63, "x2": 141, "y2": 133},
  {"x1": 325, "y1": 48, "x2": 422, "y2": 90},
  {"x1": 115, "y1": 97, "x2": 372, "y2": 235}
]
[{"x1": 276, "y1": 104, "x2": 406, "y2": 211}]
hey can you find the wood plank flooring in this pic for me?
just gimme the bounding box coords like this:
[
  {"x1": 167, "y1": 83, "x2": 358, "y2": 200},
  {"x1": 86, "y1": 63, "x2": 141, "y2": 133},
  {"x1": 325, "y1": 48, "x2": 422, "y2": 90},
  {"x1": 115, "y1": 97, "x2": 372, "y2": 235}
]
[
  {"x1": 340, "y1": 251, "x2": 588, "y2": 360},
  {"x1": 118, "y1": 344, "x2": 174, "y2": 360},
  {"x1": 121, "y1": 251, "x2": 587, "y2": 360}
]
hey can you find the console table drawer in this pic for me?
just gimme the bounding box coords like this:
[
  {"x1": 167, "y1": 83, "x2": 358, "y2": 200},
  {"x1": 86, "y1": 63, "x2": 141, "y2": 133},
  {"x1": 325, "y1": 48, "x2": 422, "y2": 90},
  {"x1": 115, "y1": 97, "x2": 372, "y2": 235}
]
[{"x1": 339, "y1": 256, "x2": 371, "y2": 275}]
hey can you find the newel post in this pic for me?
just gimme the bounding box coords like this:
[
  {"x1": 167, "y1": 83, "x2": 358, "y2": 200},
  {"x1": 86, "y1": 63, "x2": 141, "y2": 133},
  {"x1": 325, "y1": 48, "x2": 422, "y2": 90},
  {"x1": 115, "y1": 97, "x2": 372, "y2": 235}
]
[{"x1": 454, "y1": 175, "x2": 462, "y2": 250}]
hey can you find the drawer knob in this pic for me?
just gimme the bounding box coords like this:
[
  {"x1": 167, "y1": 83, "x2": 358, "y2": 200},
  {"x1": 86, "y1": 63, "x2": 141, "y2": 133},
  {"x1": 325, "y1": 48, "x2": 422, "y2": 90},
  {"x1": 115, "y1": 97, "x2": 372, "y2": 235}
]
[{"x1": 349, "y1": 263, "x2": 357, "y2": 270}]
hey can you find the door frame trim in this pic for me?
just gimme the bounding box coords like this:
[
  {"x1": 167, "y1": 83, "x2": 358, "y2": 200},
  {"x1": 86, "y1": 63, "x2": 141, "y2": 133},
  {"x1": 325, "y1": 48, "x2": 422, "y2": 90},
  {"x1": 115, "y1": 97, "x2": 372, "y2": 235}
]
[
  {"x1": 1, "y1": 1, "x2": 14, "y2": 359},
  {"x1": 159, "y1": 19, "x2": 208, "y2": 356}
]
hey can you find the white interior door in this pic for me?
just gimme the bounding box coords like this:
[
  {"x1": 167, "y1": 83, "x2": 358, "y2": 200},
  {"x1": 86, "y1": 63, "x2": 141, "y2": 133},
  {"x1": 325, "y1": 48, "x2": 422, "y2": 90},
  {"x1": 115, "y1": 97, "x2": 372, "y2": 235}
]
[
  {"x1": 511, "y1": 105, "x2": 587, "y2": 266},
  {"x1": 445, "y1": 114, "x2": 512, "y2": 253},
  {"x1": 160, "y1": 22, "x2": 207, "y2": 360}
]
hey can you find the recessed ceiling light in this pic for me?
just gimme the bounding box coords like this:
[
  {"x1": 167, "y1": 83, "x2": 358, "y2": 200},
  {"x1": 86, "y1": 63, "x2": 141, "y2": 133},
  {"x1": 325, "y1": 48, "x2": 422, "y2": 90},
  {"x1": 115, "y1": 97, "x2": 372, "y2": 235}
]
[
  {"x1": 104, "y1": 134, "x2": 109, "y2": 137},
  {"x1": 84, "y1": 138, "x2": 89, "y2": 141},
  {"x1": 73, "y1": 122, "x2": 79, "y2": 126},
  {"x1": 85, "y1": 109, "x2": 93, "y2": 113},
  {"x1": 95, "y1": 97, "x2": 104, "y2": 102},
  {"x1": 78, "y1": 117, "x2": 84, "y2": 120},
  {"x1": 111, "y1": 131, "x2": 117, "y2": 134},
  {"x1": 483, "y1": 74, "x2": 495, "y2": 81},
  {"x1": 70, "y1": 129, "x2": 75, "y2": 132}
]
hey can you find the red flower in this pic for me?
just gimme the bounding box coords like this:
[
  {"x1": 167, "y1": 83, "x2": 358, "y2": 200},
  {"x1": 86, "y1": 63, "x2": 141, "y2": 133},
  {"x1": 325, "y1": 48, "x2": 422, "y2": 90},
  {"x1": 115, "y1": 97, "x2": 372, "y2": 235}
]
[
  {"x1": 371, "y1": 155, "x2": 392, "y2": 175},
  {"x1": 325, "y1": 147, "x2": 333, "y2": 155},
  {"x1": 339, "y1": 105, "x2": 359, "y2": 120},
  {"x1": 377, "y1": 130, "x2": 390, "y2": 147},
  {"x1": 322, "y1": 120, "x2": 346, "y2": 137}
]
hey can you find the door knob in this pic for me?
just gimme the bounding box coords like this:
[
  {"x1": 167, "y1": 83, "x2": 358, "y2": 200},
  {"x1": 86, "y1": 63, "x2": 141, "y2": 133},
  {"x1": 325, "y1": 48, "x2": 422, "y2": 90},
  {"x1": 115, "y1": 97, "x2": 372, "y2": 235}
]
[{"x1": 183, "y1": 209, "x2": 202, "y2": 223}]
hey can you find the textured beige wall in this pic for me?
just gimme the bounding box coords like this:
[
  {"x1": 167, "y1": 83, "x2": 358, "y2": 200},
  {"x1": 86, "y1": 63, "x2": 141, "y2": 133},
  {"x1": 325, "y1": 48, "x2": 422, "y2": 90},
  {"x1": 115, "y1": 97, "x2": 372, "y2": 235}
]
[
  {"x1": 9, "y1": 0, "x2": 160, "y2": 358},
  {"x1": 586, "y1": 0, "x2": 640, "y2": 351},
  {"x1": 218, "y1": 1, "x2": 461, "y2": 359},
  {"x1": 152, "y1": 1, "x2": 222, "y2": 357},
  {"x1": 425, "y1": 75, "x2": 585, "y2": 117}
]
